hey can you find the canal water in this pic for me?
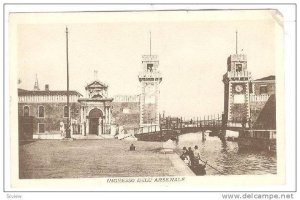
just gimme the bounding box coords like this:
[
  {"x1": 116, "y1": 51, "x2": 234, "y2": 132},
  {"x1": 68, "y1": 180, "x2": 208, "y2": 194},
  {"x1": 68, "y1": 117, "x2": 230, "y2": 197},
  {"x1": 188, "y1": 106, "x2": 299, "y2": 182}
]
[{"x1": 177, "y1": 132, "x2": 277, "y2": 175}]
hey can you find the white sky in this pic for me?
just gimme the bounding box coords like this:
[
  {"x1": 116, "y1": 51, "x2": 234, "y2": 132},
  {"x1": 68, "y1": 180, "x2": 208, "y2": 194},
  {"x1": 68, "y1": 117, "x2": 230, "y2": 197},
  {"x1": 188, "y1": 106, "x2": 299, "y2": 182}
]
[{"x1": 16, "y1": 10, "x2": 279, "y2": 118}]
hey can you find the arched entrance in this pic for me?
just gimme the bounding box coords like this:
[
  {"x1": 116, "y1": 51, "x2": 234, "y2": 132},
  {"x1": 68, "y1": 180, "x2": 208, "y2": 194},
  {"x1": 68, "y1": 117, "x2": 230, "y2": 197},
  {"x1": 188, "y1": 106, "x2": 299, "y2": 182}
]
[{"x1": 88, "y1": 108, "x2": 103, "y2": 135}]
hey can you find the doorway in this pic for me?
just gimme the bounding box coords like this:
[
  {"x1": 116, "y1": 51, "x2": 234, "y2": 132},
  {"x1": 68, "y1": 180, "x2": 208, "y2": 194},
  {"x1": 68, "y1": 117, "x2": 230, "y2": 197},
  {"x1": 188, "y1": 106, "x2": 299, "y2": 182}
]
[
  {"x1": 89, "y1": 118, "x2": 99, "y2": 135},
  {"x1": 88, "y1": 108, "x2": 103, "y2": 135}
]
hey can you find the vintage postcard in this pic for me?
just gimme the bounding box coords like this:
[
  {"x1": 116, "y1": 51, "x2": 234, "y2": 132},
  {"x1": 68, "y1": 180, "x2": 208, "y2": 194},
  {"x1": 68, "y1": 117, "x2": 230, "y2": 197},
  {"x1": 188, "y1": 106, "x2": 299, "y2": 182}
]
[{"x1": 8, "y1": 9, "x2": 285, "y2": 190}]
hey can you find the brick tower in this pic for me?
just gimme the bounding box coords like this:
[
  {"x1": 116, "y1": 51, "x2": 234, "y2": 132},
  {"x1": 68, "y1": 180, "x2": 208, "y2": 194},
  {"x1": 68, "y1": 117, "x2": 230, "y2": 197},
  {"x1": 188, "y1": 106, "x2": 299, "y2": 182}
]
[
  {"x1": 138, "y1": 32, "x2": 162, "y2": 132},
  {"x1": 223, "y1": 32, "x2": 252, "y2": 126}
]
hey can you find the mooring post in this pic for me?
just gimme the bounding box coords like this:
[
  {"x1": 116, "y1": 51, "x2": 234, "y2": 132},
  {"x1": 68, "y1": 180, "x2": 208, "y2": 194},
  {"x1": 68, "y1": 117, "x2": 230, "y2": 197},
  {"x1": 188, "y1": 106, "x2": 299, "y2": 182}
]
[
  {"x1": 181, "y1": 117, "x2": 183, "y2": 129},
  {"x1": 202, "y1": 131, "x2": 206, "y2": 141},
  {"x1": 208, "y1": 115, "x2": 210, "y2": 125}
]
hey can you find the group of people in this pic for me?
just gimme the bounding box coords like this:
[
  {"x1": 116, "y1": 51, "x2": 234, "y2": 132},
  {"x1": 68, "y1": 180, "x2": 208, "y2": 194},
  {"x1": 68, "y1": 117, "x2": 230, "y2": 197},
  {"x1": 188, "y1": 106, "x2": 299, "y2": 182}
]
[{"x1": 180, "y1": 146, "x2": 201, "y2": 167}]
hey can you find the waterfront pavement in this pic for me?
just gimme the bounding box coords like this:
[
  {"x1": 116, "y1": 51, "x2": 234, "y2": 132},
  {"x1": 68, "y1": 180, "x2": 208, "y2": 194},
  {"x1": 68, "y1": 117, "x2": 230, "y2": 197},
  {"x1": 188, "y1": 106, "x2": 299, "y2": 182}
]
[{"x1": 19, "y1": 139, "x2": 194, "y2": 179}]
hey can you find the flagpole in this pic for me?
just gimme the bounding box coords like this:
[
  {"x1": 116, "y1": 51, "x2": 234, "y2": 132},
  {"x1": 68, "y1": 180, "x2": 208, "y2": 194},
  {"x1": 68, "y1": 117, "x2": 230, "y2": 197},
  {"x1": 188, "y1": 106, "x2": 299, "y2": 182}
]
[{"x1": 65, "y1": 26, "x2": 71, "y2": 138}]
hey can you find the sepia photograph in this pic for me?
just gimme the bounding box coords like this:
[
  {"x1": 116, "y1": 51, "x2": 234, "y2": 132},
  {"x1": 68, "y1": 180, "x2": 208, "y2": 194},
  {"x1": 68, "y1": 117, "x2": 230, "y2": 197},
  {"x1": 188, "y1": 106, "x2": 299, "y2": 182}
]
[{"x1": 6, "y1": 6, "x2": 290, "y2": 191}]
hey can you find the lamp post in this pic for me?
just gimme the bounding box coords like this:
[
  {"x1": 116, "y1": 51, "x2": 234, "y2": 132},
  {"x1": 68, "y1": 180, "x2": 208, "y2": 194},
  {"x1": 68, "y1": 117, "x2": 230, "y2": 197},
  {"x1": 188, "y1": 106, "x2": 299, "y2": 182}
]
[{"x1": 65, "y1": 27, "x2": 71, "y2": 138}]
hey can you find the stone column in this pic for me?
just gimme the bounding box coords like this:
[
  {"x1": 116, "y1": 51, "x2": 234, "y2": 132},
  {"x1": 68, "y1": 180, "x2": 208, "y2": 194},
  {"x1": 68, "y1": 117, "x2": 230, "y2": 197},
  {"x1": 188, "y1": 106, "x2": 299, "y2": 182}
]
[
  {"x1": 108, "y1": 107, "x2": 111, "y2": 135},
  {"x1": 100, "y1": 118, "x2": 103, "y2": 135},
  {"x1": 108, "y1": 107, "x2": 111, "y2": 125},
  {"x1": 98, "y1": 119, "x2": 101, "y2": 135},
  {"x1": 86, "y1": 118, "x2": 89, "y2": 135},
  {"x1": 81, "y1": 106, "x2": 85, "y2": 136},
  {"x1": 104, "y1": 107, "x2": 107, "y2": 124}
]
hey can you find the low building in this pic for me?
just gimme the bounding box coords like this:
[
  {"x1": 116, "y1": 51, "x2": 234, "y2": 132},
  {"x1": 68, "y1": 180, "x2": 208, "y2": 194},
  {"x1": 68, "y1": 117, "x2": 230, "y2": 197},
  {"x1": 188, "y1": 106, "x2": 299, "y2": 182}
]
[
  {"x1": 18, "y1": 85, "x2": 82, "y2": 139},
  {"x1": 18, "y1": 77, "x2": 142, "y2": 139}
]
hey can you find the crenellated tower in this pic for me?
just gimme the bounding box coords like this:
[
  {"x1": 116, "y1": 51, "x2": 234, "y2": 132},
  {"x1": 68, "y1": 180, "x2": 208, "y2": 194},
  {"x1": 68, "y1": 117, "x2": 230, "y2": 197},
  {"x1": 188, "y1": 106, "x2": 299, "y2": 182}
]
[
  {"x1": 138, "y1": 32, "x2": 162, "y2": 131},
  {"x1": 223, "y1": 31, "x2": 252, "y2": 126}
]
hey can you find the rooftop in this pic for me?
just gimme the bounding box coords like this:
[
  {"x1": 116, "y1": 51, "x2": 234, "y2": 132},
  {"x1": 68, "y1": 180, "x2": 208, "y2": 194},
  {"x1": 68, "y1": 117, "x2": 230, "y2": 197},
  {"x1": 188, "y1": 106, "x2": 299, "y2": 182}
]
[
  {"x1": 18, "y1": 88, "x2": 83, "y2": 96},
  {"x1": 85, "y1": 80, "x2": 108, "y2": 90},
  {"x1": 254, "y1": 75, "x2": 275, "y2": 81}
]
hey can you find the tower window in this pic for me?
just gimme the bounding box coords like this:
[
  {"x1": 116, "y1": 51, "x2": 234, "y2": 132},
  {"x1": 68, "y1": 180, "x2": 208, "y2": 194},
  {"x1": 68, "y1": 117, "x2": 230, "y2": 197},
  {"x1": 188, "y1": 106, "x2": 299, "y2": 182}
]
[
  {"x1": 147, "y1": 64, "x2": 153, "y2": 72},
  {"x1": 236, "y1": 64, "x2": 242, "y2": 72},
  {"x1": 38, "y1": 106, "x2": 45, "y2": 118},
  {"x1": 24, "y1": 106, "x2": 30, "y2": 117}
]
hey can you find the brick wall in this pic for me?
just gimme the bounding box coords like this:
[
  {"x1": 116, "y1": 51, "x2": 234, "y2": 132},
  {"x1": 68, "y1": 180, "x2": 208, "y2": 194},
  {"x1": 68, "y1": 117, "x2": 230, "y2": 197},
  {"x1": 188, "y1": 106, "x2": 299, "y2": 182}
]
[
  {"x1": 252, "y1": 81, "x2": 275, "y2": 96},
  {"x1": 223, "y1": 83, "x2": 229, "y2": 121},
  {"x1": 229, "y1": 82, "x2": 249, "y2": 122},
  {"x1": 249, "y1": 81, "x2": 275, "y2": 124},
  {"x1": 111, "y1": 102, "x2": 140, "y2": 130},
  {"x1": 230, "y1": 104, "x2": 248, "y2": 122},
  {"x1": 18, "y1": 102, "x2": 81, "y2": 134},
  {"x1": 142, "y1": 104, "x2": 156, "y2": 124}
]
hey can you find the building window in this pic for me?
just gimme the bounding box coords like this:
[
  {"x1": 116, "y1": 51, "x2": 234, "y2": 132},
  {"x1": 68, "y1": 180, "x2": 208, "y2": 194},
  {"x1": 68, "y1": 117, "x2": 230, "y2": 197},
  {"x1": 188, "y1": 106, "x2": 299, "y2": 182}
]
[
  {"x1": 259, "y1": 85, "x2": 268, "y2": 94},
  {"x1": 236, "y1": 64, "x2": 242, "y2": 72},
  {"x1": 38, "y1": 106, "x2": 45, "y2": 118},
  {"x1": 24, "y1": 106, "x2": 30, "y2": 117},
  {"x1": 64, "y1": 106, "x2": 69, "y2": 118},
  {"x1": 38, "y1": 123, "x2": 45, "y2": 133}
]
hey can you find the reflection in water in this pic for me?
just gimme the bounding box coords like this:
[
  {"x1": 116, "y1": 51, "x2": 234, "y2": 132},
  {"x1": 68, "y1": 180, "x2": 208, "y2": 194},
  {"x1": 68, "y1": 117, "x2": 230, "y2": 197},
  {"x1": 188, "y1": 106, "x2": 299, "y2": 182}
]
[{"x1": 177, "y1": 132, "x2": 277, "y2": 175}]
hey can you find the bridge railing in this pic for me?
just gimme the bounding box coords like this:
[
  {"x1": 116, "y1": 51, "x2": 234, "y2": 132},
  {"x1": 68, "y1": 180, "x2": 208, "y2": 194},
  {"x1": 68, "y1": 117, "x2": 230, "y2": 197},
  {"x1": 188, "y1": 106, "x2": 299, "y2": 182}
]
[{"x1": 159, "y1": 114, "x2": 250, "y2": 130}]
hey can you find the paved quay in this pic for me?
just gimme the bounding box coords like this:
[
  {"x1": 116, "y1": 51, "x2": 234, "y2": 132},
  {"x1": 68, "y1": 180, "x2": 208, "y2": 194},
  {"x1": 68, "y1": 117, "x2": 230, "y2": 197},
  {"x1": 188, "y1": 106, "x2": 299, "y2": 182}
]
[{"x1": 19, "y1": 139, "x2": 194, "y2": 179}]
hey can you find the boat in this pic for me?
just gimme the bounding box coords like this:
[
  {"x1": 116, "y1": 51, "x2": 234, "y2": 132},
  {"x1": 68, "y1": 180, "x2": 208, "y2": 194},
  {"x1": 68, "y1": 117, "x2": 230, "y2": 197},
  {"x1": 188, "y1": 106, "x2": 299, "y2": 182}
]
[
  {"x1": 189, "y1": 163, "x2": 206, "y2": 176},
  {"x1": 180, "y1": 155, "x2": 206, "y2": 176}
]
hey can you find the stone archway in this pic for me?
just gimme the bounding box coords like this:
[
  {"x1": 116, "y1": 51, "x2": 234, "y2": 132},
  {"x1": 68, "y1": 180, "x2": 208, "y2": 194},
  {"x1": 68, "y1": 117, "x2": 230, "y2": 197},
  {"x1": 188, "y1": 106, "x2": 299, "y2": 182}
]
[{"x1": 88, "y1": 108, "x2": 103, "y2": 135}]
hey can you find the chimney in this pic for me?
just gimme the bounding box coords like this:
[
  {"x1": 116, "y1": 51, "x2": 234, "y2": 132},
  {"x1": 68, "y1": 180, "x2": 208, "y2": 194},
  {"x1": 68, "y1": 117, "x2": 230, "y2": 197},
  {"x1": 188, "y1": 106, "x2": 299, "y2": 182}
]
[{"x1": 45, "y1": 84, "x2": 49, "y2": 91}]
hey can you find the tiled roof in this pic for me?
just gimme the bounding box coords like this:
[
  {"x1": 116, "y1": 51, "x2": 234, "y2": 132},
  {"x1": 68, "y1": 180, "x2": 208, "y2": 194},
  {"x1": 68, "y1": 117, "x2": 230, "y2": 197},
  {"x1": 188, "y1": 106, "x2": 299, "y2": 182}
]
[
  {"x1": 254, "y1": 75, "x2": 275, "y2": 81},
  {"x1": 253, "y1": 94, "x2": 276, "y2": 129},
  {"x1": 18, "y1": 88, "x2": 82, "y2": 96}
]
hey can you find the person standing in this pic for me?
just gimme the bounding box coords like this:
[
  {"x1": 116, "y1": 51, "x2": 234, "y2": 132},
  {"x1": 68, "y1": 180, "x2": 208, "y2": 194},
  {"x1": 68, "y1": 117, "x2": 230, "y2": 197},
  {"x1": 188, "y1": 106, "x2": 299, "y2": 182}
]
[
  {"x1": 194, "y1": 145, "x2": 201, "y2": 163},
  {"x1": 60, "y1": 121, "x2": 65, "y2": 137},
  {"x1": 130, "y1": 144, "x2": 136, "y2": 151},
  {"x1": 188, "y1": 147, "x2": 195, "y2": 166}
]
